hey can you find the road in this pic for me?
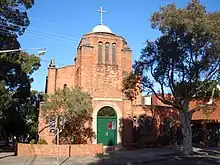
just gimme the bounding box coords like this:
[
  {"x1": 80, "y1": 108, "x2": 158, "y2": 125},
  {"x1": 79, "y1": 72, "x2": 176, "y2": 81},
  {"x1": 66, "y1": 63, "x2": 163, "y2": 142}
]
[
  {"x1": 0, "y1": 155, "x2": 220, "y2": 165},
  {"x1": 139, "y1": 156, "x2": 220, "y2": 165},
  {"x1": 0, "y1": 146, "x2": 220, "y2": 165}
]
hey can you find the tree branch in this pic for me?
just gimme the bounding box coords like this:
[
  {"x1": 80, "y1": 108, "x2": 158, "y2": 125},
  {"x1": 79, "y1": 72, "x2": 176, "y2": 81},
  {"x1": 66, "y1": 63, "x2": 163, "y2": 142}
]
[
  {"x1": 189, "y1": 87, "x2": 216, "y2": 119},
  {"x1": 145, "y1": 83, "x2": 181, "y2": 109},
  {"x1": 168, "y1": 58, "x2": 176, "y2": 99}
]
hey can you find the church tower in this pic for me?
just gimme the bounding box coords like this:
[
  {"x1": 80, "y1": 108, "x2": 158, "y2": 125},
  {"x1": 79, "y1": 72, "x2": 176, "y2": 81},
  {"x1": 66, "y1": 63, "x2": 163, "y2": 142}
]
[
  {"x1": 41, "y1": 7, "x2": 142, "y2": 145},
  {"x1": 75, "y1": 18, "x2": 132, "y2": 99}
]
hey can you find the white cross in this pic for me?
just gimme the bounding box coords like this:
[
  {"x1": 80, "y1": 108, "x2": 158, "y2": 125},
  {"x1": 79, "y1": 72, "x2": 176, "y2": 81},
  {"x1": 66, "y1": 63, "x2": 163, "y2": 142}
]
[{"x1": 97, "y1": 6, "x2": 106, "y2": 25}]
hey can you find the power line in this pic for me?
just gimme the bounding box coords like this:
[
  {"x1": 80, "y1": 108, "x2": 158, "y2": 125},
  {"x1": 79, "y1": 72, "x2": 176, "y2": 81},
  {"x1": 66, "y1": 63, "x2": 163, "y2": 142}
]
[
  {"x1": 24, "y1": 31, "x2": 78, "y2": 44},
  {"x1": 1, "y1": 8, "x2": 82, "y2": 41},
  {"x1": 25, "y1": 33, "x2": 77, "y2": 45},
  {"x1": 29, "y1": 27, "x2": 80, "y2": 42},
  {"x1": 0, "y1": 24, "x2": 81, "y2": 44},
  {"x1": 0, "y1": 27, "x2": 79, "y2": 45}
]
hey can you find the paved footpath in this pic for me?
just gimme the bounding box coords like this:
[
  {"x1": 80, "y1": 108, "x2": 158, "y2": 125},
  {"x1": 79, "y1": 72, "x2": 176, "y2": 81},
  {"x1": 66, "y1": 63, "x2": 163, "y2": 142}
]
[
  {"x1": 0, "y1": 147, "x2": 219, "y2": 165},
  {"x1": 0, "y1": 147, "x2": 180, "y2": 165}
]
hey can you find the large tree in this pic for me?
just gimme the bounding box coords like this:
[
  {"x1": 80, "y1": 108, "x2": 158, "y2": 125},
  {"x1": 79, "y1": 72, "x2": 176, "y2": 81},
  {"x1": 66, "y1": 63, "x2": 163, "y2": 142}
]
[
  {"x1": 0, "y1": 52, "x2": 40, "y2": 144},
  {"x1": 41, "y1": 87, "x2": 94, "y2": 144},
  {"x1": 19, "y1": 90, "x2": 43, "y2": 140},
  {"x1": 0, "y1": 0, "x2": 34, "y2": 50},
  {"x1": 124, "y1": 0, "x2": 220, "y2": 155},
  {"x1": 0, "y1": 0, "x2": 36, "y2": 81},
  {"x1": 0, "y1": 0, "x2": 40, "y2": 144}
]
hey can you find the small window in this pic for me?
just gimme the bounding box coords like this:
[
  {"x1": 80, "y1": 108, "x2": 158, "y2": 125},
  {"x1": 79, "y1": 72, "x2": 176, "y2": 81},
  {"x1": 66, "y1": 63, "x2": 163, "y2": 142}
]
[
  {"x1": 105, "y1": 43, "x2": 110, "y2": 64},
  {"x1": 63, "y1": 84, "x2": 67, "y2": 89},
  {"x1": 138, "y1": 116, "x2": 153, "y2": 135},
  {"x1": 163, "y1": 118, "x2": 173, "y2": 135},
  {"x1": 98, "y1": 42, "x2": 103, "y2": 63},
  {"x1": 112, "y1": 43, "x2": 116, "y2": 64}
]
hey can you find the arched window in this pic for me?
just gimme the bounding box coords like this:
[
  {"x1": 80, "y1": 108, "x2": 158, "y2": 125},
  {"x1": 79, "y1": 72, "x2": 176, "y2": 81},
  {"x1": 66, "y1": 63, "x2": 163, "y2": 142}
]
[
  {"x1": 105, "y1": 42, "x2": 110, "y2": 64},
  {"x1": 63, "y1": 84, "x2": 67, "y2": 89},
  {"x1": 98, "y1": 42, "x2": 103, "y2": 64},
  {"x1": 112, "y1": 43, "x2": 116, "y2": 64},
  {"x1": 97, "y1": 106, "x2": 116, "y2": 117}
]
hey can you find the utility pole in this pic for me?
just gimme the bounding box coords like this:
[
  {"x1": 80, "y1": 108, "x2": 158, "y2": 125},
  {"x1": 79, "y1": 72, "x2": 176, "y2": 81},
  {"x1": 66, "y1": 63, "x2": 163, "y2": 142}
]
[
  {"x1": 55, "y1": 115, "x2": 65, "y2": 165},
  {"x1": 56, "y1": 115, "x2": 60, "y2": 165}
]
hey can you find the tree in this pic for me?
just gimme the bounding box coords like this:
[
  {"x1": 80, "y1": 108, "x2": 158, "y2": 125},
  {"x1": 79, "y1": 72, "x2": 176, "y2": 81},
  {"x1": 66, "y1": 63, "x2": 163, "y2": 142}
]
[
  {"x1": 123, "y1": 0, "x2": 220, "y2": 155},
  {"x1": 20, "y1": 90, "x2": 43, "y2": 141},
  {"x1": 0, "y1": 0, "x2": 35, "y2": 79},
  {"x1": 0, "y1": 0, "x2": 34, "y2": 50},
  {"x1": 0, "y1": 0, "x2": 39, "y2": 144},
  {"x1": 0, "y1": 52, "x2": 40, "y2": 145},
  {"x1": 41, "y1": 87, "x2": 94, "y2": 144}
]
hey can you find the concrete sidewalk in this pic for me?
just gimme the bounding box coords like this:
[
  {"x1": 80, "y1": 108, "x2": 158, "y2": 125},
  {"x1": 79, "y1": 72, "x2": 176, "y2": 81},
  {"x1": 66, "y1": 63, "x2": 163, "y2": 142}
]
[{"x1": 0, "y1": 147, "x2": 180, "y2": 165}]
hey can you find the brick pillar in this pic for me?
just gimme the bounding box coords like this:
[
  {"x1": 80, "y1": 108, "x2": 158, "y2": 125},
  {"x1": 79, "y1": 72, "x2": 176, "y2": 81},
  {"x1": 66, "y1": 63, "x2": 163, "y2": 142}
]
[{"x1": 47, "y1": 59, "x2": 56, "y2": 94}]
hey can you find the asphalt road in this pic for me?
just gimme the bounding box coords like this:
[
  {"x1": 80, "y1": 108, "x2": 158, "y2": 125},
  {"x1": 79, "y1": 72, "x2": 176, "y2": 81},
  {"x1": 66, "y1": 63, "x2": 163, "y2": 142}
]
[{"x1": 139, "y1": 156, "x2": 220, "y2": 165}]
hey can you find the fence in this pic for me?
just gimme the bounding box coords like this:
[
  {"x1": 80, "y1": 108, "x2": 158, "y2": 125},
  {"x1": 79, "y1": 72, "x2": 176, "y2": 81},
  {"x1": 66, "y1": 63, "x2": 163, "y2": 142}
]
[{"x1": 16, "y1": 143, "x2": 103, "y2": 156}]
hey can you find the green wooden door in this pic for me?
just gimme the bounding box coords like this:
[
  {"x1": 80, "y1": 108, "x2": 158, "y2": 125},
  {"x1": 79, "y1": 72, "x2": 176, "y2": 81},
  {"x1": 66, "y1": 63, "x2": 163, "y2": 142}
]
[{"x1": 97, "y1": 107, "x2": 117, "y2": 146}]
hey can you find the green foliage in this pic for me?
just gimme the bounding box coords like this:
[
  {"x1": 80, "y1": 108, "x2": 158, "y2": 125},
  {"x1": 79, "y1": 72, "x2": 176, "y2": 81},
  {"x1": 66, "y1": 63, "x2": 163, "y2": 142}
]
[
  {"x1": 21, "y1": 90, "x2": 43, "y2": 138},
  {"x1": 37, "y1": 138, "x2": 48, "y2": 145},
  {"x1": 29, "y1": 139, "x2": 36, "y2": 144},
  {"x1": 123, "y1": 0, "x2": 220, "y2": 154},
  {"x1": 129, "y1": 0, "x2": 220, "y2": 111},
  {"x1": 41, "y1": 87, "x2": 94, "y2": 144},
  {"x1": 0, "y1": 0, "x2": 34, "y2": 45},
  {"x1": 0, "y1": 0, "x2": 39, "y2": 143},
  {"x1": 122, "y1": 72, "x2": 142, "y2": 101}
]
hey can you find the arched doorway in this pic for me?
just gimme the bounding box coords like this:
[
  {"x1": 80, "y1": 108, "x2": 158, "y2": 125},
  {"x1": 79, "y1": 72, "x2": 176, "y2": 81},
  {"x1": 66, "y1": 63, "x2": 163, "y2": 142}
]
[{"x1": 97, "y1": 106, "x2": 117, "y2": 146}]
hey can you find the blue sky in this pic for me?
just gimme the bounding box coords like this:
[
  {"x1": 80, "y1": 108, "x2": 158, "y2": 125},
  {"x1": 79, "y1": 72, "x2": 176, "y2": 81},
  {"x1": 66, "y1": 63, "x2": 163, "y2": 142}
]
[{"x1": 18, "y1": 0, "x2": 220, "y2": 92}]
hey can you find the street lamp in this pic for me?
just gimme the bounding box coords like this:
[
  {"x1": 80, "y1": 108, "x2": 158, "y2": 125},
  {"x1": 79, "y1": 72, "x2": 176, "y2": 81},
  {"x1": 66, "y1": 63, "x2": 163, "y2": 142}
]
[{"x1": 0, "y1": 48, "x2": 46, "y2": 56}]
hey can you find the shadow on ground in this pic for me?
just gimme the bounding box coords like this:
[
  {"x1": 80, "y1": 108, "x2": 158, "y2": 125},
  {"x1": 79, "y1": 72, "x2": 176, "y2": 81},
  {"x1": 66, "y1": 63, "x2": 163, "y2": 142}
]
[
  {"x1": 87, "y1": 146, "x2": 182, "y2": 165},
  {"x1": 0, "y1": 145, "x2": 15, "y2": 160}
]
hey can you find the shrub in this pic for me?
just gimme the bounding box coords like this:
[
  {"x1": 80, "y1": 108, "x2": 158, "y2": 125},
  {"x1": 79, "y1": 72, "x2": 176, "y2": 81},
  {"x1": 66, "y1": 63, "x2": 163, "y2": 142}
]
[
  {"x1": 37, "y1": 138, "x2": 48, "y2": 144},
  {"x1": 29, "y1": 139, "x2": 36, "y2": 144}
]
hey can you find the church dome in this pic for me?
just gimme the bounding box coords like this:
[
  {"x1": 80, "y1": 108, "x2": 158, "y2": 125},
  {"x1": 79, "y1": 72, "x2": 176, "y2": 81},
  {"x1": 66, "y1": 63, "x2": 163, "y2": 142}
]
[{"x1": 92, "y1": 24, "x2": 112, "y2": 33}]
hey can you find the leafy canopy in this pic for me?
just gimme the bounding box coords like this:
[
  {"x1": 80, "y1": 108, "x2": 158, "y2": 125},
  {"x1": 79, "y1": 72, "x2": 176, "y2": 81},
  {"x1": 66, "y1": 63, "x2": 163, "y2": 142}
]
[
  {"x1": 0, "y1": 0, "x2": 40, "y2": 141},
  {"x1": 41, "y1": 87, "x2": 93, "y2": 144},
  {"x1": 130, "y1": 0, "x2": 220, "y2": 110},
  {"x1": 0, "y1": 0, "x2": 34, "y2": 49}
]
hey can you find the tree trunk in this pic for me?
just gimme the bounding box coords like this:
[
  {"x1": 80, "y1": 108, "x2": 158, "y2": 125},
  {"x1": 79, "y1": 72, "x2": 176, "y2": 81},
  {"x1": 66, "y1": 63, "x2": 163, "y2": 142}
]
[{"x1": 179, "y1": 111, "x2": 193, "y2": 155}]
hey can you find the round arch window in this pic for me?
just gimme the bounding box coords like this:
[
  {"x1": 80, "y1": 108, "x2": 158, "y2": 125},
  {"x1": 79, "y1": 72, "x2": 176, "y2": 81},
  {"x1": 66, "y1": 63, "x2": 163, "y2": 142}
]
[{"x1": 97, "y1": 106, "x2": 116, "y2": 117}]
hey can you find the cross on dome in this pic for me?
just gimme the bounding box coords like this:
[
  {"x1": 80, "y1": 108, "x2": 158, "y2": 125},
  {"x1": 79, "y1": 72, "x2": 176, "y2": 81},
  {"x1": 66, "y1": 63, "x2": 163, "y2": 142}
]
[
  {"x1": 91, "y1": 6, "x2": 112, "y2": 33},
  {"x1": 97, "y1": 6, "x2": 106, "y2": 25}
]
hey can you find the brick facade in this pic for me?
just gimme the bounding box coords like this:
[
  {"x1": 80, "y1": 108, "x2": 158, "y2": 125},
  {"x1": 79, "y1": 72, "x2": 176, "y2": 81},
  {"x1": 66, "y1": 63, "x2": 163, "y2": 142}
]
[
  {"x1": 16, "y1": 143, "x2": 103, "y2": 156},
  {"x1": 38, "y1": 25, "x2": 220, "y2": 147},
  {"x1": 38, "y1": 28, "x2": 142, "y2": 145}
]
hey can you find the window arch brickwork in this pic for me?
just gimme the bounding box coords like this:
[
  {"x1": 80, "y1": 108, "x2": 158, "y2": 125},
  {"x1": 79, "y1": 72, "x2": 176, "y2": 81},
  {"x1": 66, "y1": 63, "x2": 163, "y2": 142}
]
[
  {"x1": 105, "y1": 42, "x2": 110, "y2": 64},
  {"x1": 98, "y1": 42, "x2": 103, "y2": 64},
  {"x1": 112, "y1": 43, "x2": 116, "y2": 64}
]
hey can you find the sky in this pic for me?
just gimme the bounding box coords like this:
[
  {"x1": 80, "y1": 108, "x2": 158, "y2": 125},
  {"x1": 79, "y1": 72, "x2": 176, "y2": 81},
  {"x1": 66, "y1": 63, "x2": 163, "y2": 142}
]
[{"x1": 18, "y1": 0, "x2": 220, "y2": 92}]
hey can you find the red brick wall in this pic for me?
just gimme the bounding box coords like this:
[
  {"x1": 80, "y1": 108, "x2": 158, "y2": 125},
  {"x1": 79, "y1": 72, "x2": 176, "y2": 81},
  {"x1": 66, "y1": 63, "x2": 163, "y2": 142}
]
[
  {"x1": 17, "y1": 143, "x2": 103, "y2": 156},
  {"x1": 70, "y1": 144, "x2": 103, "y2": 156},
  {"x1": 191, "y1": 100, "x2": 220, "y2": 121}
]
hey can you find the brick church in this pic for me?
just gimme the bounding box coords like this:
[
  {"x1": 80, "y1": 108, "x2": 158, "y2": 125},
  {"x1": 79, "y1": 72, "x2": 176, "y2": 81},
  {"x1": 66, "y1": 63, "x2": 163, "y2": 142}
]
[{"x1": 38, "y1": 8, "x2": 220, "y2": 147}]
